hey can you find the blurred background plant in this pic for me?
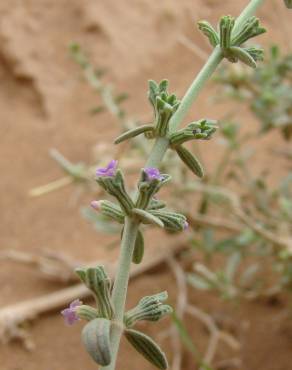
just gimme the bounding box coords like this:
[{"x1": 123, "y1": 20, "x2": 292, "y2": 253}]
[{"x1": 213, "y1": 45, "x2": 292, "y2": 140}]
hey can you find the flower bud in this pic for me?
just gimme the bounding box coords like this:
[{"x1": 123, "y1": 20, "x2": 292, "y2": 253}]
[
  {"x1": 169, "y1": 119, "x2": 217, "y2": 146},
  {"x1": 91, "y1": 199, "x2": 125, "y2": 223},
  {"x1": 75, "y1": 265, "x2": 114, "y2": 319},
  {"x1": 96, "y1": 167, "x2": 135, "y2": 215},
  {"x1": 136, "y1": 169, "x2": 171, "y2": 210},
  {"x1": 148, "y1": 79, "x2": 180, "y2": 137},
  {"x1": 124, "y1": 291, "x2": 172, "y2": 327}
]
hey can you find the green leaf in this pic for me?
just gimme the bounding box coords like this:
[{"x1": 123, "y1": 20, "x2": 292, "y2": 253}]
[
  {"x1": 132, "y1": 208, "x2": 164, "y2": 228},
  {"x1": 132, "y1": 229, "x2": 144, "y2": 264},
  {"x1": 75, "y1": 266, "x2": 114, "y2": 319},
  {"x1": 114, "y1": 92, "x2": 129, "y2": 104},
  {"x1": 231, "y1": 17, "x2": 266, "y2": 46},
  {"x1": 197, "y1": 20, "x2": 219, "y2": 47},
  {"x1": 90, "y1": 105, "x2": 105, "y2": 115},
  {"x1": 229, "y1": 46, "x2": 257, "y2": 68},
  {"x1": 225, "y1": 252, "x2": 241, "y2": 282},
  {"x1": 159, "y1": 79, "x2": 169, "y2": 92},
  {"x1": 175, "y1": 145, "x2": 204, "y2": 178},
  {"x1": 187, "y1": 273, "x2": 212, "y2": 291},
  {"x1": 219, "y1": 16, "x2": 235, "y2": 49},
  {"x1": 149, "y1": 209, "x2": 187, "y2": 232},
  {"x1": 114, "y1": 125, "x2": 155, "y2": 144},
  {"x1": 124, "y1": 329, "x2": 168, "y2": 369},
  {"x1": 81, "y1": 318, "x2": 112, "y2": 366}
]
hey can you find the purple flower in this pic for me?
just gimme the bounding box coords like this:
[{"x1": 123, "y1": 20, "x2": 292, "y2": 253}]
[
  {"x1": 183, "y1": 221, "x2": 189, "y2": 230},
  {"x1": 144, "y1": 167, "x2": 164, "y2": 181},
  {"x1": 61, "y1": 299, "x2": 82, "y2": 325},
  {"x1": 90, "y1": 200, "x2": 101, "y2": 211},
  {"x1": 96, "y1": 160, "x2": 117, "y2": 177}
]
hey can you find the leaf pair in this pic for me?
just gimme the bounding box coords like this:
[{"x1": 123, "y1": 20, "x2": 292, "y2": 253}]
[
  {"x1": 82, "y1": 319, "x2": 168, "y2": 369},
  {"x1": 198, "y1": 16, "x2": 266, "y2": 69}
]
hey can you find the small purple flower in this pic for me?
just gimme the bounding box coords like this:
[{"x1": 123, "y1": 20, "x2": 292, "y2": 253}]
[
  {"x1": 183, "y1": 221, "x2": 189, "y2": 230},
  {"x1": 91, "y1": 200, "x2": 101, "y2": 211},
  {"x1": 96, "y1": 160, "x2": 117, "y2": 177},
  {"x1": 61, "y1": 299, "x2": 82, "y2": 325},
  {"x1": 144, "y1": 167, "x2": 164, "y2": 181}
]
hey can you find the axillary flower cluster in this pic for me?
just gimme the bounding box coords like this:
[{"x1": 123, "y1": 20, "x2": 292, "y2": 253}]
[
  {"x1": 59, "y1": 2, "x2": 291, "y2": 369},
  {"x1": 61, "y1": 154, "x2": 192, "y2": 368}
]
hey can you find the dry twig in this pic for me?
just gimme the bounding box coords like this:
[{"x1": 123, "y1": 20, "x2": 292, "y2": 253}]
[
  {"x1": 185, "y1": 304, "x2": 240, "y2": 366},
  {"x1": 0, "y1": 249, "x2": 79, "y2": 284},
  {"x1": 166, "y1": 256, "x2": 187, "y2": 370},
  {"x1": 166, "y1": 256, "x2": 240, "y2": 370}
]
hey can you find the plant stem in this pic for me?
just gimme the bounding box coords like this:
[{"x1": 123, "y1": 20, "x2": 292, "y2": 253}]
[
  {"x1": 169, "y1": 47, "x2": 223, "y2": 133},
  {"x1": 102, "y1": 1, "x2": 266, "y2": 369},
  {"x1": 102, "y1": 50, "x2": 223, "y2": 370},
  {"x1": 233, "y1": 0, "x2": 265, "y2": 35},
  {"x1": 102, "y1": 217, "x2": 139, "y2": 370}
]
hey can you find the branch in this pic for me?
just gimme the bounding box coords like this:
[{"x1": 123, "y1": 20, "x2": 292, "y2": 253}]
[
  {"x1": 166, "y1": 256, "x2": 187, "y2": 370},
  {"x1": 185, "y1": 304, "x2": 240, "y2": 366}
]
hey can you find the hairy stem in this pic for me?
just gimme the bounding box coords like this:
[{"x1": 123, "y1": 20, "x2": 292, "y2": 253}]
[
  {"x1": 169, "y1": 47, "x2": 223, "y2": 133},
  {"x1": 102, "y1": 1, "x2": 266, "y2": 369},
  {"x1": 233, "y1": 0, "x2": 265, "y2": 35},
  {"x1": 102, "y1": 217, "x2": 139, "y2": 370}
]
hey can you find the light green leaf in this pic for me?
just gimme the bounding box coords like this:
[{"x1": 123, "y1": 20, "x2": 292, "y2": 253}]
[
  {"x1": 125, "y1": 329, "x2": 168, "y2": 369},
  {"x1": 82, "y1": 318, "x2": 112, "y2": 366}
]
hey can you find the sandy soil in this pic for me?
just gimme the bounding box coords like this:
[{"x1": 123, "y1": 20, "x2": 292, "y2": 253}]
[{"x1": 0, "y1": 0, "x2": 291, "y2": 369}]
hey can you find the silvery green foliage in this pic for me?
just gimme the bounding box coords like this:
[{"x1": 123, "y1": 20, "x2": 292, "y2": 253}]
[
  {"x1": 72, "y1": 266, "x2": 173, "y2": 368},
  {"x1": 76, "y1": 266, "x2": 114, "y2": 319},
  {"x1": 125, "y1": 329, "x2": 168, "y2": 369},
  {"x1": 76, "y1": 305, "x2": 100, "y2": 321},
  {"x1": 114, "y1": 82, "x2": 218, "y2": 179},
  {"x1": 82, "y1": 318, "x2": 112, "y2": 366},
  {"x1": 136, "y1": 169, "x2": 171, "y2": 210},
  {"x1": 198, "y1": 16, "x2": 266, "y2": 68},
  {"x1": 169, "y1": 119, "x2": 218, "y2": 178},
  {"x1": 113, "y1": 79, "x2": 181, "y2": 143},
  {"x1": 132, "y1": 229, "x2": 144, "y2": 264},
  {"x1": 115, "y1": 124, "x2": 155, "y2": 144},
  {"x1": 124, "y1": 291, "x2": 173, "y2": 327},
  {"x1": 175, "y1": 145, "x2": 205, "y2": 178},
  {"x1": 149, "y1": 209, "x2": 188, "y2": 232},
  {"x1": 95, "y1": 200, "x2": 125, "y2": 224},
  {"x1": 95, "y1": 164, "x2": 188, "y2": 251},
  {"x1": 96, "y1": 169, "x2": 135, "y2": 215},
  {"x1": 148, "y1": 80, "x2": 181, "y2": 137},
  {"x1": 169, "y1": 119, "x2": 218, "y2": 146}
]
